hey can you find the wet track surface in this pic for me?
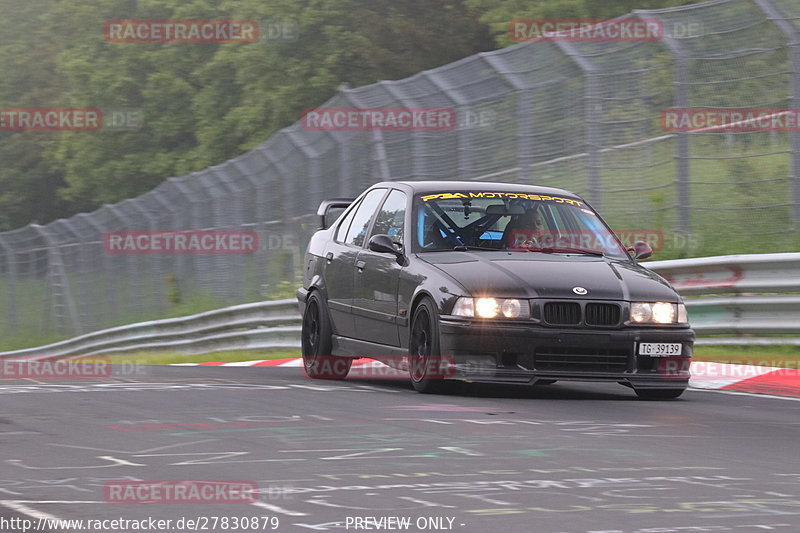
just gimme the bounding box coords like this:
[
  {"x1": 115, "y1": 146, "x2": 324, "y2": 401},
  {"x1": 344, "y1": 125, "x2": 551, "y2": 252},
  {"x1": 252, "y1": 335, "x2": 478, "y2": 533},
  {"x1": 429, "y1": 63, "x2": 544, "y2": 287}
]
[{"x1": 0, "y1": 365, "x2": 799, "y2": 533}]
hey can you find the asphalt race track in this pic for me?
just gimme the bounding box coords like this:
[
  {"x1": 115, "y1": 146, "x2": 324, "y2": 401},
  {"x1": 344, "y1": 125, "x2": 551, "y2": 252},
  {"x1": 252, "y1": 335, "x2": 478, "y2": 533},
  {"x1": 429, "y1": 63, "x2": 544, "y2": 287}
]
[{"x1": 0, "y1": 365, "x2": 799, "y2": 533}]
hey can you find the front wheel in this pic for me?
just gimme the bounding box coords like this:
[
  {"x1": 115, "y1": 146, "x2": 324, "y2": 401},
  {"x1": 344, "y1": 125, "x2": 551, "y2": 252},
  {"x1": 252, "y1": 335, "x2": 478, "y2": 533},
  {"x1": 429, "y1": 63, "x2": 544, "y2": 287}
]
[
  {"x1": 302, "y1": 292, "x2": 352, "y2": 379},
  {"x1": 635, "y1": 388, "x2": 686, "y2": 400},
  {"x1": 408, "y1": 298, "x2": 456, "y2": 394}
]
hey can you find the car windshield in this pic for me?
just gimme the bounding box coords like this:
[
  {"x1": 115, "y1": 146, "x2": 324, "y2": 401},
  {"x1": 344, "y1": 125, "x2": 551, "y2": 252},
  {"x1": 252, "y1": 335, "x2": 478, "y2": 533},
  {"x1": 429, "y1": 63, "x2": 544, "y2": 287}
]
[{"x1": 413, "y1": 191, "x2": 628, "y2": 258}]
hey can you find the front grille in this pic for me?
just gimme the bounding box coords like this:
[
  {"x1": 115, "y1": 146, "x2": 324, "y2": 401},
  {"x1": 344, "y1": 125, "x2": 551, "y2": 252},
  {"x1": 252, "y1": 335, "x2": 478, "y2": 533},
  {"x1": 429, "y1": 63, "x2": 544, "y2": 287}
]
[
  {"x1": 585, "y1": 303, "x2": 621, "y2": 326},
  {"x1": 535, "y1": 347, "x2": 629, "y2": 372},
  {"x1": 543, "y1": 302, "x2": 581, "y2": 325}
]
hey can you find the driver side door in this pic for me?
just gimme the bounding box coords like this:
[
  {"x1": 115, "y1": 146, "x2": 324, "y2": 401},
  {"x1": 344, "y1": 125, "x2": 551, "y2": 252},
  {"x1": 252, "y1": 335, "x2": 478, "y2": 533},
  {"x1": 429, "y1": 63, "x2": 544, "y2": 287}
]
[{"x1": 352, "y1": 189, "x2": 407, "y2": 347}]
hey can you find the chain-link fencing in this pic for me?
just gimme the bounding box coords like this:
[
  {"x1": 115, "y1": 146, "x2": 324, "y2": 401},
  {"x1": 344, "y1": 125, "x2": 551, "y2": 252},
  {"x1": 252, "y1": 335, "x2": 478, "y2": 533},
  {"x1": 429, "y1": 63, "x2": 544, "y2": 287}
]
[{"x1": 1, "y1": 0, "x2": 799, "y2": 344}]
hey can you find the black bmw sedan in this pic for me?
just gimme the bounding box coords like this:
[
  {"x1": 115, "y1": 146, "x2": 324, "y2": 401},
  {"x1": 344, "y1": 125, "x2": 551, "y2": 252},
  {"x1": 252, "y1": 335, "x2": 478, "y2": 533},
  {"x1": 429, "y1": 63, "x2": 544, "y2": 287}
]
[{"x1": 296, "y1": 181, "x2": 694, "y2": 399}]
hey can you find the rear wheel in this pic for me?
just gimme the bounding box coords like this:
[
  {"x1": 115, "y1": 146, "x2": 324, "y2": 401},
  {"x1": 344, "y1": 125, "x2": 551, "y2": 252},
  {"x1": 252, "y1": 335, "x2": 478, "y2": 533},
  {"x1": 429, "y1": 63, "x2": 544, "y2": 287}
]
[
  {"x1": 408, "y1": 298, "x2": 456, "y2": 394},
  {"x1": 302, "y1": 292, "x2": 352, "y2": 379},
  {"x1": 635, "y1": 388, "x2": 686, "y2": 400}
]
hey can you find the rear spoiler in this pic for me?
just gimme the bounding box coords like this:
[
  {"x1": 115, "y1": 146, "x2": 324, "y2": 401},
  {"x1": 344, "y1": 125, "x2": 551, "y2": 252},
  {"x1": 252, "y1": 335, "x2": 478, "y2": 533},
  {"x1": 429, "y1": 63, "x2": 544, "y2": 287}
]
[{"x1": 317, "y1": 198, "x2": 356, "y2": 229}]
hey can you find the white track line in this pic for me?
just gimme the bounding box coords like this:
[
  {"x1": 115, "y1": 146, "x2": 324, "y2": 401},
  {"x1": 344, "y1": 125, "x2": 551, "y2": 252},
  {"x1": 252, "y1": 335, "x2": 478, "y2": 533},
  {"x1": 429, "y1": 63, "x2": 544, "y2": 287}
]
[
  {"x1": 0, "y1": 500, "x2": 64, "y2": 522},
  {"x1": 250, "y1": 500, "x2": 308, "y2": 516},
  {"x1": 222, "y1": 360, "x2": 269, "y2": 366},
  {"x1": 689, "y1": 388, "x2": 800, "y2": 402}
]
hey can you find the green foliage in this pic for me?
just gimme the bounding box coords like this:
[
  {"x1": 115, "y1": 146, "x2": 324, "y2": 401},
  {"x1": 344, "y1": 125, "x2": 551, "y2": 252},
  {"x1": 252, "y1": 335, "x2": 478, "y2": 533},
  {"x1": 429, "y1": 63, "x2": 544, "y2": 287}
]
[
  {"x1": 466, "y1": 0, "x2": 699, "y2": 47},
  {"x1": 0, "y1": 0, "x2": 493, "y2": 229}
]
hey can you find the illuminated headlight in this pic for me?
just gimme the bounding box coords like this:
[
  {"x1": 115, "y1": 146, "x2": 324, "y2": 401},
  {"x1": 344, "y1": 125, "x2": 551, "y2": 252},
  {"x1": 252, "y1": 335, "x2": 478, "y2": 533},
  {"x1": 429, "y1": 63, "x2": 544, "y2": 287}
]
[
  {"x1": 452, "y1": 297, "x2": 530, "y2": 319},
  {"x1": 630, "y1": 302, "x2": 687, "y2": 324},
  {"x1": 475, "y1": 298, "x2": 500, "y2": 318}
]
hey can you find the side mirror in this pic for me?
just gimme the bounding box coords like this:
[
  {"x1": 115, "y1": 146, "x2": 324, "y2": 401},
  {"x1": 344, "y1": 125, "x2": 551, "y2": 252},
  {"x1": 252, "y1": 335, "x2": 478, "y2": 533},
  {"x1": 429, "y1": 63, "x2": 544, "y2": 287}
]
[
  {"x1": 368, "y1": 234, "x2": 402, "y2": 256},
  {"x1": 628, "y1": 240, "x2": 653, "y2": 261},
  {"x1": 316, "y1": 198, "x2": 356, "y2": 229}
]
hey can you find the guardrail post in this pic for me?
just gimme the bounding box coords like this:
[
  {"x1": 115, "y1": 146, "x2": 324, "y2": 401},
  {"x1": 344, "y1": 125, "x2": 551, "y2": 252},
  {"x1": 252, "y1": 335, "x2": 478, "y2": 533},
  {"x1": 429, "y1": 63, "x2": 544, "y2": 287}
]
[{"x1": 754, "y1": 0, "x2": 800, "y2": 221}]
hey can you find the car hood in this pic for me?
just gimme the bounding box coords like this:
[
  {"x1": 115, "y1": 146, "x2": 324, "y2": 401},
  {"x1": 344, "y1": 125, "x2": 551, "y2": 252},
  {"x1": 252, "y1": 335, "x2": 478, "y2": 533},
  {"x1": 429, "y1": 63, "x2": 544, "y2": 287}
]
[{"x1": 418, "y1": 251, "x2": 679, "y2": 302}]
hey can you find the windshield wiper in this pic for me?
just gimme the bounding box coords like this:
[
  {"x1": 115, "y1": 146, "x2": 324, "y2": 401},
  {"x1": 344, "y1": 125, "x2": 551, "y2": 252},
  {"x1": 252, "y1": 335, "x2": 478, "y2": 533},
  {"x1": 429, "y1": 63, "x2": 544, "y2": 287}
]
[
  {"x1": 453, "y1": 245, "x2": 500, "y2": 251},
  {"x1": 526, "y1": 246, "x2": 605, "y2": 256}
]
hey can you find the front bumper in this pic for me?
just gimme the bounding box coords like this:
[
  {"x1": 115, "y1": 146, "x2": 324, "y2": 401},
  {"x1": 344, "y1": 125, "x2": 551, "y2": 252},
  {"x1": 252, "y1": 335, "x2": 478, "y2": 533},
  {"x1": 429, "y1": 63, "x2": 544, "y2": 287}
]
[{"x1": 438, "y1": 317, "x2": 694, "y2": 389}]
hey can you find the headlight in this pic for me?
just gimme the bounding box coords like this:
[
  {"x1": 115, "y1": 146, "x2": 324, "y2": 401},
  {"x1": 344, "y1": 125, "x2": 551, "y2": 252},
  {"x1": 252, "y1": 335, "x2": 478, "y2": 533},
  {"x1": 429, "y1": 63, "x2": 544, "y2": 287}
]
[
  {"x1": 630, "y1": 302, "x2": 687, "y2": 324},
  {"x1": 452, "y1": 297, "x2": 530, "y2": 319},
  {"x1": 475, "y1": 298, "x2": 500, "y2": 318}
]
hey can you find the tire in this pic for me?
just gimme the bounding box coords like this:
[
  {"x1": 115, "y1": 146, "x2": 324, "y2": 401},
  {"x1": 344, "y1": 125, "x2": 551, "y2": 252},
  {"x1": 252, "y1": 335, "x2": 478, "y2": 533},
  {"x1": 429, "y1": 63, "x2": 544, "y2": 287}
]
[
  {"x1": 408, "y1": 297, "x2": 456, "y2": 394},
  {"x1": 635, "y1": 387, "x2": 686, "y2": 400},
  {"x1": 302, "y1": 292, "x2": 352, "y2": 379}
]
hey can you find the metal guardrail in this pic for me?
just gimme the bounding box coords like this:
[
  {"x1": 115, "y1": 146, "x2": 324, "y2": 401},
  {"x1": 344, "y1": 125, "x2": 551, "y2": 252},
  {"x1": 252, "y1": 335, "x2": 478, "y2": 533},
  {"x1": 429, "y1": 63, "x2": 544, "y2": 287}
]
[
  {"x1": 648, "y1": 253, "x2": 800, "y2": 345},
  {"x1": 647, "y1": 253, "x2": 800, "y2": 295},
  {"x1": 0, "y1": 300, "x2": 301, "y2": 359},
  {"x1": 0, "y1": 253, "x2": 797, "y2": 358}
]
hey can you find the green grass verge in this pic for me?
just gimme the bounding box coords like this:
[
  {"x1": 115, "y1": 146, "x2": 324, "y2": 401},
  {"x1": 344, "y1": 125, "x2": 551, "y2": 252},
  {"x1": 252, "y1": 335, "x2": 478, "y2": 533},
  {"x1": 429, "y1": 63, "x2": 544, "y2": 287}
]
[
  {"x1": 105, "y1": 349, "x2": 300, "y2": 366},
  {"x1": 107, "y1": 345, "x2": 800, "y2": 369},
  {"x1": 693, "y1": 345, "x2": 800, "y2": 368}
]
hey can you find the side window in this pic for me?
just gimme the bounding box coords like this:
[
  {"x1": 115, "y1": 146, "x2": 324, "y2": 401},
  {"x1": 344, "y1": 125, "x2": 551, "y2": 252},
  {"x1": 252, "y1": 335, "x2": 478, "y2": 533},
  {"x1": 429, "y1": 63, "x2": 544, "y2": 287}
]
[
  {"x1": 345, "y1": 188, "x2": 387, "y2": 247},
  {"x1": 335, "y1": 200, "x2": 361, "y2": 243},
  {"x1": 369, "y1": 190, "x2": 406, "y2": 244}
]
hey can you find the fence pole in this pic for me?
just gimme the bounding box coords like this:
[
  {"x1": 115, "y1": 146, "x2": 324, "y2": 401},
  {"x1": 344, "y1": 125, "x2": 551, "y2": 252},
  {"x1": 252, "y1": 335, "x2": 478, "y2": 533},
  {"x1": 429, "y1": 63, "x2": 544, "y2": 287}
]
[
  {"x1": 420, "y1": 73, "x2": 471, "y2": 181},
  {"x1": 554, "y1": 41, "x2": 601, "y2": 208},
  {"x1": 339, "y1": 86, "x2": 396, "y2": 183},
  {"x1": 754, "y1": 0, "x2": 800, "y2": 221},
  {"x1": 482, "y1": 53, "x2": 532, "y2": 182},
  {"x1": 77, "y1": 213, "x2": 118, "y2": 326},
  {"x1": 0, "y1": 236, "x2": 17, "y2": 332},
  {"x1": 105, "y1": 204, "x2": 143, "y2": 319},
  {"x1": 31, "y1": 224, "x2": 81, "y2": 336},
  {"x1": 634, "y1": 10, "x2": 692, "y2": 234}
]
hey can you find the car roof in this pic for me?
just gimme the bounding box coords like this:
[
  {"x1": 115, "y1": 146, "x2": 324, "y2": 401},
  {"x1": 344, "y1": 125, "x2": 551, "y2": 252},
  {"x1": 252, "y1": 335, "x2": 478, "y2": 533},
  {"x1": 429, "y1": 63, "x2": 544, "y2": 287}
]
[{"x1": 372, "y1": 180, "x2": 581, "y2": 199}]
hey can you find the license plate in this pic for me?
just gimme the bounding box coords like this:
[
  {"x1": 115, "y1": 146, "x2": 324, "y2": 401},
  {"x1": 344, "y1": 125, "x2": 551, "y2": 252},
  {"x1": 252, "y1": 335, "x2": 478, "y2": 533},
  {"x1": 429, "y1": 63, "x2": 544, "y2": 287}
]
[{"x1": 638, "y1": 343, "x2": 682, "y2": 356}]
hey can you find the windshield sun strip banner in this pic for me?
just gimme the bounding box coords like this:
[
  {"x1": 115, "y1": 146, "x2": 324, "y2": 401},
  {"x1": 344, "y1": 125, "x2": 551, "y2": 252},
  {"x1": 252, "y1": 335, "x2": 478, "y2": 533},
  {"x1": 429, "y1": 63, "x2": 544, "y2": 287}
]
[{"x1": 419, "y1": 192, "x2": 583, "y2": 206}]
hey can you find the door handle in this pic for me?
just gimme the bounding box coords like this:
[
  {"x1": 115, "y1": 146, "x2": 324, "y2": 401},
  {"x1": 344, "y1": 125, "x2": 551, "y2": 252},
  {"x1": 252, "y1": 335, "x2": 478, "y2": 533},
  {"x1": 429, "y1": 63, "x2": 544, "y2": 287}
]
[
  {"x1": 325, "y1": 252, "x2": 334, "y2": 263},
  {"x1": 356, "y1": 260, "x2": 366, "y2": 271}
]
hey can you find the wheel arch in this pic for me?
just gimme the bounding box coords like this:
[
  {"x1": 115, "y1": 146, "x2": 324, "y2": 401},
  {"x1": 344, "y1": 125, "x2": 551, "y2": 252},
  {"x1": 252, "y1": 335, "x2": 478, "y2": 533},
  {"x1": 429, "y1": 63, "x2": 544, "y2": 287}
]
[{"x1": 409, "y1": 289, "x2": 436, "y2": 318}]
